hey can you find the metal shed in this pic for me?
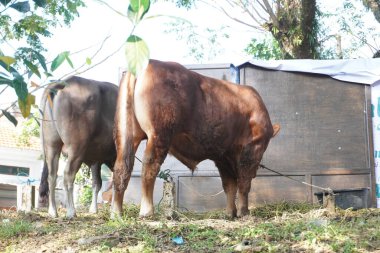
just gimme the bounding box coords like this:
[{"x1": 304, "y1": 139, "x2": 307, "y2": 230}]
[{"x1": 233, "y1": 59, "x2": 379, "y2": 208}]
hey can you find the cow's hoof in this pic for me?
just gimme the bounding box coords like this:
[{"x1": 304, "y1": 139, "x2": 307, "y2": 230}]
[
  {"x1": 139, "y1": 203, "x2": 154, "y2": 218},
  {"x1": 89, "y1": 206, "x2": 97, "y2": 214},
  {"x1": 237, "y1": 208, "x2": 249, "y2": 218},
  {"x1": 139, "y1": 210, "x2": 154, "y2": 219},
  {"x1": 110, "y1": 211, "x2": 122, "y2": 220},
  {"x1": 66, "y1": 210, "x2": 76, "y2": 219},
  {"x1": 225, "y1": 209, "x2": 237, "y2": 219},
  {"x1": 48, "y1": 207, "x2": 58, "y2": 218},
  {"x1": 38, "y1": 197, "x2": 48, "y2": 208}
]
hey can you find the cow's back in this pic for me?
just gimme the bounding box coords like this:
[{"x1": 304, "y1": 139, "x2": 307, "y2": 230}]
[{"x1": 52, "y1": 76, "x2": 118, "y2": 164}]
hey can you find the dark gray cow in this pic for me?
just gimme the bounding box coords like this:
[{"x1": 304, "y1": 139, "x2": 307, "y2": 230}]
[{"x1": 40, "y1": 76, "x2": 118, "y2": 218}]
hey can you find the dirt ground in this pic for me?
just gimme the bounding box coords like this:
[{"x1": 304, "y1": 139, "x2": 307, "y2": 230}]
[{"x1": 1, "y1": 203, "x2": 380, "y2": 252}]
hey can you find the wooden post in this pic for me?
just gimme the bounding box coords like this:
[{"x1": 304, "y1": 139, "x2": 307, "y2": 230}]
[
  {"x1": 323, "y1": 192, "x2": 336, "y2": 213},
  {"x1": 17, "y1": 185, "x2": 35, "y2": 212},
  {"x1": 161, "y1": 181, "x2": 176, "y2": 218}
]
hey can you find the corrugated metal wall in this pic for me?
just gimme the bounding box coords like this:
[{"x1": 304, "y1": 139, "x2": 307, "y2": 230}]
[{"x1": 239, "y1": 65, "x2": 375, "y2": 207}]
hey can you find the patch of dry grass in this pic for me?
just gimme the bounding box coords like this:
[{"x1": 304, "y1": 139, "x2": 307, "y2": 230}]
[{"x1": 1, "y1": 203, "x2": 379, "y2": 252}]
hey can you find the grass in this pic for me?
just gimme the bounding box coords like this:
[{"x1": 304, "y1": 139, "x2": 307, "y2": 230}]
[
  {"x1": 0, "y1": 219, "x2": 33, "y2": 239},
  {"x1": 1, "y1": 203, "x2": 379, "y2": 252}
]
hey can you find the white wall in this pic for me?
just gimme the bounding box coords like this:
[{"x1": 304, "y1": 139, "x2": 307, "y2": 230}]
[{"x1": 0, "y1": 147, "x2": 43, "y2": 186}]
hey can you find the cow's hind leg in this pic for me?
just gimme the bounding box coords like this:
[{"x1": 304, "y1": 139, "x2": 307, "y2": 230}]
[
  {"x1": 215, "y1": 161, "x2": 237, "y2": 218},
  {"x1": 140, "y1": 136, "x2": 169, "y2": 217},
  {"x1": 112, "y1": 135, "x2": 144, "y2": 218},
  {"x1": 45, "y1": 143, "x2": 62, "y2": 218},
  {"x1": 63, "y1": 155, "x2": 83, "y2": 218},
  {"x1": 89, "y1": 163, "x2": 101, "y2": 214}
]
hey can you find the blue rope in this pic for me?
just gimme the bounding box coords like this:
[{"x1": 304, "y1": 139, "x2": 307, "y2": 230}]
[{"x1": 16, "y1": 172, "x2": 40, "y2": 186}]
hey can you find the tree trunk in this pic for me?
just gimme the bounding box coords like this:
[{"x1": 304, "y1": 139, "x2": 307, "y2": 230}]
[
  {"x1": 268, "y1": 0, "x2": 318, "y2": 59},
  {"x1": 296, "y1": 0, "x2": 318, "y2": 58},
  {"x1": 362, "y1": 0, "x2": 380, "y2": 23}
]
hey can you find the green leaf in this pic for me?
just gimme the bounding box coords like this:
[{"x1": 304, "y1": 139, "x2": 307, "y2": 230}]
[
  {"x1": 125, "y1": 35, "x2": 150, "y2": 76},
  {"x1": 1, "y1": 110, "x2": 18, "y2": 127},
  {"x1": 85, "y1": 57, "x2": 91, "y2": 65},
  {"x1": 33, "y1": 51, "x2": 48, "y2": 73},
  {"x1": 64, "y1": 54, "x2": 74, "y2": 68},
  {"x1": 129, "y1": 0, "x2": 150, "y2": 23},
  {"x1": 0, "y1": 76, "x2": 13, "y2": 86},
  {"x1": 130, "y1": 0, "x2": 150, "y2": 13},
  {"x1": 12, "y1": 73, "x2": 28, "y2": 102},
  {"x1": 50, "y1": 51, "x2": 69, "y2": 72},
  {"x1": 32, "y1": 0, "x2": 46, "y2": 7},
  {"x1": 0, "y1": 0, "x2": 11, "y2": 6},
  {"x1": 0, "y1": 56, "x2": 18, "y2": 73},
  {"x1": 18, "y1": 93, "x2": 35, "y2": 118},
  {"x1": 127, "y1": 5, "x2": 139, "y2": 24},
  {"x1": 0, "y1": 56, "x2": 15, "y2": 67},
  {"x1": 24, "y1": 59, "x2": 41, "y2": 78},
  {"x1": 10, "y1": 1, "x2": 30, "y2": 13}
]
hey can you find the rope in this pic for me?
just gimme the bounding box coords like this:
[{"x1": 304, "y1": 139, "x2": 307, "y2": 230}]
[
  {"x1": 259, "y1": 164, "x2": 334, "y2": 194},
  {"x1": 16, "y1": 172, "x2": 39, "y2": 186},
  {"x1": 179, "y1": 179, "x2": 225, "y2": 198},
  {"x1": 134, "y1": 155, "x2": 333, "y2": 197}
]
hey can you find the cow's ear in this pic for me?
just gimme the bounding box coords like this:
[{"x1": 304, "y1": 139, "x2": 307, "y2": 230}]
[{"x1": 272, "y1": 124, "x2": 280, "y2": 138}]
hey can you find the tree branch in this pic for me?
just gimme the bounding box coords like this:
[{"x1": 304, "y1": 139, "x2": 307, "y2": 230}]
[
  {"x1": 58, "y1": 34, "x2": 113, "y2": 79},
  {"x1": 201, "y1": 0, "x2": 264, "y2": 30},
  {"x1": 237, "y1": 0, "x2": 267, "y2": 26},
  {"x1": 62, "y1": 42, "x2": 124, "y2": 79},
  {"x1": 92, "y1": 0, "x2": 127, "y2": 17},
  {"x1": 261, "y1": 0, "x2": 279, "y2": 27}
]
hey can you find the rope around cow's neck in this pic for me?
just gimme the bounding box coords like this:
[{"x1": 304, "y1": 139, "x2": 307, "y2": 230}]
[{"x1": 134, "y1": 155, "x2": 333, "y2": 194}]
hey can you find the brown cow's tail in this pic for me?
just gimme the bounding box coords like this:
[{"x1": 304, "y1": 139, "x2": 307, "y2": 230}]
[
  {"x1": 113, "y1": 72, "x2": 137, "y2": 192},
  {"x1": 38, "y1": 81, "x2": 66, "y2": 207},
  {"x1": 272, "y1": 124, "x2": 280, "y2": 138}
]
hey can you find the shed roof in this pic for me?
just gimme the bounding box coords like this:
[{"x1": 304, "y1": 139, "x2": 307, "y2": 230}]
[{"x1": 232, "y1": 58, "x2": 380, "y2": 85}]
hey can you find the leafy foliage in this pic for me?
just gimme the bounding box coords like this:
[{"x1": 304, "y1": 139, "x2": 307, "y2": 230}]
[
  {"x1": 16, "y1": 113, "x2": 40, "y2": 147},
  {"x1": 79, "y1": 185, "x2": 92, "y2": 206},
  {"x1": 362, "y1": 0, "x2": 380, "y2": 23},
  {"x1": 164, "y1": 0, "x2": 380, "y2": 60},
  {"x1": 245, "y1": 37, "x2": 283, "y2": 60},
  {"x1": 165, "y1": 20, "x2": 229, "y2": 63},
  {"x1": 0, "y1": 0, "x2": 84, "y2": 121},
  {"x1": 318, "y1": 0, "x2": 380, "y2": 59},
  {"x1": 157, "y1": 0, "x2": 195, "y2": 9}
]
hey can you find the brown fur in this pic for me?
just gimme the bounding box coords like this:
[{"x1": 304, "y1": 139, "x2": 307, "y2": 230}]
[{"x1": 113, "y1": 60, "x2": 280, "y2": 218}]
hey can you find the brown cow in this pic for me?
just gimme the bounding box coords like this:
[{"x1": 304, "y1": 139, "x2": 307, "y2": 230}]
[
  {"x1": 112, "y1": 60, "x2": 280, "y2": 218},
  {"x1": 40, "y1": 76, "x2": 118, "y2": 218}
]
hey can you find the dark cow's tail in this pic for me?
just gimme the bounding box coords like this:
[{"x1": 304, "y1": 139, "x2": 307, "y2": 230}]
[
  {"x1": 38, "y1": 160, "x2": 49, "y2": 207},
  {"x1": 113, "y1": 72, "x2": 137, "y2": 192},
  {"x1": 38, "y1": 81, "x2": 66, "y2": 207}
]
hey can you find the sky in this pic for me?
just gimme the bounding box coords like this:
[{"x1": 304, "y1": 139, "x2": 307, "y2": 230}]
[
  {"x1": 1, "y1": 0, "x2": 255, "y2": 109},
  {"x1": 1, "y1": 0, "x2": 380, "y2": 111},
  {"x1": 41, "y1": 0, "x2": 254, "y2": 84}
]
